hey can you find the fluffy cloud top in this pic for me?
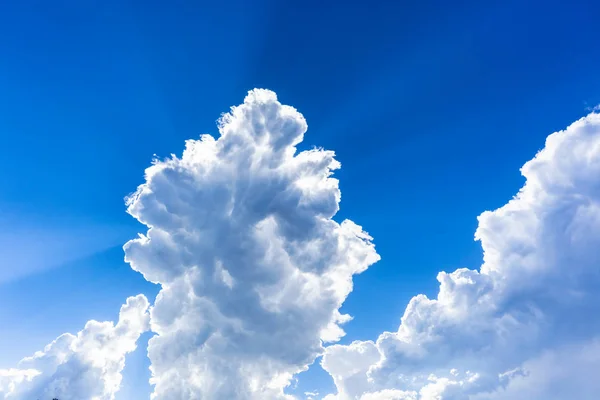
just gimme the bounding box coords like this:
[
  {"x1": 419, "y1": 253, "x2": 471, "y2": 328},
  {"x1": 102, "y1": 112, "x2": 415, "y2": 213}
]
[
  {"x1": 321, "y1": 112, "x2": 600, "y2": 399},
  {"x1": 0, "y1": 295, "x2": 149, "y2": 400},
  {"x1": 10, "y1": 91, "x2": 595, "y2": 400},
  {"x1": 124, "y1": 89, "x2": 380, "y2": 398}
]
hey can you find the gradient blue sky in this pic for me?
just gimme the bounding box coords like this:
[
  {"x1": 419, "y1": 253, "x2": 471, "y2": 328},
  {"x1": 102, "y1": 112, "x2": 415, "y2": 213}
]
[{"x1": 1, "y1": 0, "x2": 600, "y2": 398}]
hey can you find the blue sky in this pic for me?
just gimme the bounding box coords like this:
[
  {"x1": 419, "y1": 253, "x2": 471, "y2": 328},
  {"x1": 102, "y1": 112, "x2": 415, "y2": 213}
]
[{"x1": 1, "y1": 1, "x2": 600, "y2": 399}]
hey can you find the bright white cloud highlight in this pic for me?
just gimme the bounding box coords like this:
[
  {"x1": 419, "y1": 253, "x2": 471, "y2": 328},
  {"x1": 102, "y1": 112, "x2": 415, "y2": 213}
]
[
  {"x1": 321, "y1": 111, "x2": 600, "y2": 399},
  {"x1": 0, "y1": 295, "x2": 149, "y2": 400},
  {"x1": 124, "y1": 89, "x2": 380, "y2": 399}
]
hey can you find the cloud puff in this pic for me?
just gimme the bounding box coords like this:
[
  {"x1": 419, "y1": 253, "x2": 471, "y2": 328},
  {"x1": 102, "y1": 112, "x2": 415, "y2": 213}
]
[
  {"x1": 0, "y1": 295, "x2": 149, "y2": 400},
  {"x1": 321, "y1": 111, "x2": 600, "y2": 399},
  {"x1": 124, "y1": 89, "x2": 380, "y2": 399}
]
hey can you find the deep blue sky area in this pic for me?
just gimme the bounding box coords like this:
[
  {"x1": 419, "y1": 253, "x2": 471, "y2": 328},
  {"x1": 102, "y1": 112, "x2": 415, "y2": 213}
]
[{"x1": 1, "y1": 0, "x2": 600, "y2": 397}]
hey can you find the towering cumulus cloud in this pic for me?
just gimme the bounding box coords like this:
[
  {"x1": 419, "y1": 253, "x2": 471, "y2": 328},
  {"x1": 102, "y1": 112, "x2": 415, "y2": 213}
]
[
  {"x1": 0, "y1": 295, "x2": 149, "y2": 400},
  {"x1": 321, "y1": 111, "x2": 600, "y2": 399},
  {"x1": 124, "y1": 89, "x2": 380, "y2": 398}
]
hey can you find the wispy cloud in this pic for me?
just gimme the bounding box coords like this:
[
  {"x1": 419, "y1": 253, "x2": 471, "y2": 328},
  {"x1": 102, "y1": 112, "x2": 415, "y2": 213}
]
[{"x1": 0, "y1": 215, "x2": 135, "y2": 284}]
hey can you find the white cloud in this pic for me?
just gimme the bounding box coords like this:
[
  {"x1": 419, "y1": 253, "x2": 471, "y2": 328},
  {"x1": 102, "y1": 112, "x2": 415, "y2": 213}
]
[
  {"x1": 475, "y1": 339, "x2": 600, "y2": 400},
  {"x1": 321, "y1": 111, "x2": 600, "y2": 399},
  {"x1": 124, "y1": 89, "x2": 380, "y2": 399},
  {"x1": 305, "y1": 390, "x2": 320, "y2": 400},
  {"x1": 0, "y1": 295, "x2": 149, "y2": 400}
]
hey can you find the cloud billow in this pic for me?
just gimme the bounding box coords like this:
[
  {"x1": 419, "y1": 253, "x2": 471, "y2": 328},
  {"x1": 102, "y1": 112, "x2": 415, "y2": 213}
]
[
  {"x1": 321, "y1": 112, "x2": 600, "y2": 399},
  {"x1": 123, "y1": 89, "x2": 380, "y2": 399},
  {"x1": 0, "y1": 295, "x2": 149, "y2": 400},
  {"x1": 4, "y1": 91, "x2": 598, "y2": 400}
]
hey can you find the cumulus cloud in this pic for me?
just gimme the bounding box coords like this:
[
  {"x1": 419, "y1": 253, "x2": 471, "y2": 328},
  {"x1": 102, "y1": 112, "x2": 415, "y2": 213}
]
[
  {"x1": 321, "y1": 111, "x2": 600, "y2": 399},
  {"x1": 124, "y1": 89, "x2": 380, "y2": 398},
  {"x1": 0, "y1": 295, "x2": 149, "y2": 400}
]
